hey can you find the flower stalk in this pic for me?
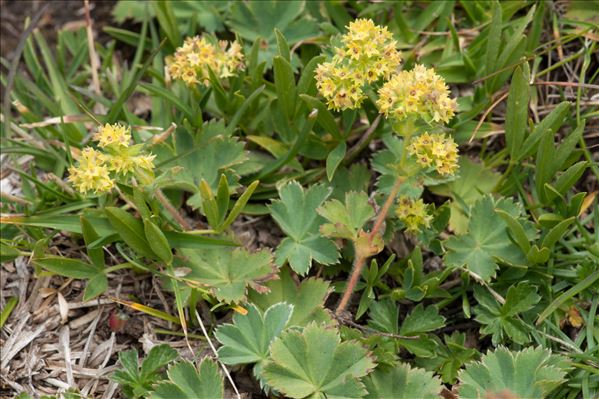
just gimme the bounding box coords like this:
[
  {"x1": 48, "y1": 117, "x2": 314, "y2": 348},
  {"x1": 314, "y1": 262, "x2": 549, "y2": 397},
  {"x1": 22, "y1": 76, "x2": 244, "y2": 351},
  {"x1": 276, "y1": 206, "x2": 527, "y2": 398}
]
[{"x1": 336, "y1": 174, "x2": 404, "y2": 315}]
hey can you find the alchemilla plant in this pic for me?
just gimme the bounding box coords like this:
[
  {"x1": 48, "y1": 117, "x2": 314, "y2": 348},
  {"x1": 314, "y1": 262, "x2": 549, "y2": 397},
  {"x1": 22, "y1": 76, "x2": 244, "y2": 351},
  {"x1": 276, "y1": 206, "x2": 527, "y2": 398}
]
[{"x1": 2, "y1": 1, "x2": 597, "y2": 398}]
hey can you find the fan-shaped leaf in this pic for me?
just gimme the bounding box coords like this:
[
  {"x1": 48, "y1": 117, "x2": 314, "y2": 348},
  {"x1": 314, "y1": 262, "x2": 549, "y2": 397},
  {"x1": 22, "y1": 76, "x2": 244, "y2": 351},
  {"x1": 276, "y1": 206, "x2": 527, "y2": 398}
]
[
  {"x1": 181, "y1": 247, "x2": 277, "y2": 303},
  {"x1": 363, "y1": 363, "x2": 443, "y2": 399},
  {"x1": 262, "y1": 323, "x2": 375, "y2": 398},
  {"x1": 459, "y1": 347, "x2": 569, "y2": 399},
  {"x1": 269, "y1": 182, "x2": 339, "y2": 275},
  {"x1": 151, "y1": 359, "x2": 224, "y2": 399}
]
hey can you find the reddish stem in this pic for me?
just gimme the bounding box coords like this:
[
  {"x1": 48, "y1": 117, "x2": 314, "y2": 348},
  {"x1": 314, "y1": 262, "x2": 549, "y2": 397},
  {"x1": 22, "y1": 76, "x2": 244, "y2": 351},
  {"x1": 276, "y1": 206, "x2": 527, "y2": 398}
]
[{"x1": 335, "y1": 176, "x2": 404, "y2": 316}]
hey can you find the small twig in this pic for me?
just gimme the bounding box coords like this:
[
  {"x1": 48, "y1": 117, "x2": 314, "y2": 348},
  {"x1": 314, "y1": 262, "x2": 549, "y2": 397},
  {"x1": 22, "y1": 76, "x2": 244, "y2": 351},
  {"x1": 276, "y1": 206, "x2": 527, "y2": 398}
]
[
  {"x1": 0, "y1": 191, "x2": 32, "y2": 206},
  {"x1": 155, "y1": 188, "x2": 192, "y2": 231},
  {"x1": 83, "y1": 0, "x2": 101, "y2": 96},
  {"x1": 343, "y1": 115, "x2": 381, "y2": 166},
  {"x1": 150, "y1": 122, "x2": 177, "y2": 145},
  {"x1": 468, "y1": 90, "x2": 508, "y2": 144},
  {"x1": 194, "y1": 310, "x2": 241, "y2": 399},
  {"x1": 533, "y1": 80, "x2": 599, "y2": 90}
]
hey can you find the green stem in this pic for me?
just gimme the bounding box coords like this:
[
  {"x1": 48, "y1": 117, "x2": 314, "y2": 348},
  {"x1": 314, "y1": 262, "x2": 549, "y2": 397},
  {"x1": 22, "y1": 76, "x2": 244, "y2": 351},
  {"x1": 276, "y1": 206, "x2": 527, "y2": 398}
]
[{"x1": 104, "y1": 263, "x2": 132, "y2": 274}]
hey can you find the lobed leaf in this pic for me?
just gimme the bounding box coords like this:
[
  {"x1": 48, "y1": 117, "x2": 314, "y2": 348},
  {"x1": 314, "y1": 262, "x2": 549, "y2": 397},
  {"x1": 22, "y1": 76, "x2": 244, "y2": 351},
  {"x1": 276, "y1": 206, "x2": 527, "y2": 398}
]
[{"x1": 262, "y1": 323, "x2": 376, "y2": 399}]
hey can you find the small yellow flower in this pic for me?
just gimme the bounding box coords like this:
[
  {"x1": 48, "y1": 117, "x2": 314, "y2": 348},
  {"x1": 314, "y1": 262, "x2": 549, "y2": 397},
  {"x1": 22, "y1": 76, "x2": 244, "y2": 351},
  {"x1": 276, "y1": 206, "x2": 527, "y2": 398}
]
[
  {"x1": 315, "y1": 61, "x2": 366, "y2": 111},
  {"x1": 377, "y1": 64, "x2": 456, "y2": 124},
  {"x1": 341, "y1": 19, "x2": 401, "y2": 82},
  {"x1": 68, "y1": 148, "x2": 114, "y2": 195},
  {"x1": 69, "y1": 123, "x2": 156, "y2": 196},
  {"x1": 315, "y1": 18, "x2": 401, "y2": 111},
  {"x1": 407, "y1": 132, "x2": 459, "y2": 176},
  {"x1": 396, "y1": 196, "x2": 432, "y2": 233},
  {"x1": 166, "y1": 35, "x2": 245, "y2": 87},
  {"x1": 93, "y1": 123, "x2": 131, "y2": 148}
]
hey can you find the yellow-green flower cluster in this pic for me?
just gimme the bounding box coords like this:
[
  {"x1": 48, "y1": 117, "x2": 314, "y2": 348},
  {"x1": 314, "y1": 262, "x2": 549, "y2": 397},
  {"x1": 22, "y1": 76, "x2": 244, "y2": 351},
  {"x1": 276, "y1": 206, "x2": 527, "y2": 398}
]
[
  {"x1": 377, "y1": 64, "x2": 456, "y2": 124},
  {"x1": 395, "y1": 196, "x2": 432, "y2": 233},
  {"x1": 68, "y1": 148, "x2": 114, "y2": 194},
  {"x1": 68, "y1": 124, "x2": 155, "y2": 195},
  {"x1": 407, "y1": 132, "x2": 459, "y2": 176},
  {"x1": 166, "y1": 36, "x2": 245, "y2": 86},
  {"x1": 315, "y1": 18, "x2": 401, "y2": 111}
]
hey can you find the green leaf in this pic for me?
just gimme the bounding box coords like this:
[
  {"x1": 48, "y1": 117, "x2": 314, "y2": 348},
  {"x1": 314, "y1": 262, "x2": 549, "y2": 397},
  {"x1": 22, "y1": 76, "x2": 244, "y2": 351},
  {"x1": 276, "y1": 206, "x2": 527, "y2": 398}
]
[
  {"x1": 113, "y1": 345, "x2": 178, "y2": 399},
  {"x1": 140, "y1": 345, "x2": 179, "y2": 382},
  {"x1": 106, "y1": 207, "x2": 156, "y2": 259},
  {"x1": 273, "y1": 56, "x2": 297, "y2": 121},
  {"x1": 431, "y1": 159, "x2": 501, "y2": 233},
  {"x1": 0, "y1": 243, "x2": 20, "y2": 263},
  {"x1": 248, "y1": 266, "x2": 332, "y2": 327},
  {"x1": 153, "y1": 1, "x2": 181, "y2": 48},
  {"x1": 485, "y1": 1, "x2": 502, "y2": 76},
  {"x1": 517, "y1": 102, "x2": 570, "y2": 161},
  {"x1": 400, "y1": 304, "x2": 446, "y2": 336},
  {"x1": 33, "y1": 257, "x2": 100, "y2": 279},
  {"x1": 326, "y1": 142, "x2": 346, "y2": 181},
  {"x1": 274, "y1": 28, "x2": 291, "y2": 62},
  {"x1": 368, "y1": 300, "x2": 399, "y2": 334},
  {"x1": 159, "y1": 125, "x2": 247, "y2": 198},
  {"x1": 269, "y1": 182, "x2": 339, "y2": 275},
  {"x1": 541, "y1": 217, "x2": 575, "y2": 250},
  {"x1": 226, "y1": 1, "x2": 319, "y2": 65},
  {"x1": 199, "y1": 180, "x2": 220, "y2": 228},
  {"x1": 473, "y1": 283, "x2": 540, "y2": 345},
  {"x1": 262, "y1": 323, "x2": 376, "y2": 399},
  {"x1": 181, "y1": 247, "x2": 276, "y2": 303},
  {"x1": 536, "y1": 268, "x2": 599, "y2": 326},
  {"x1": 505, "y1": 65, "x2": 530, "y2": 161},
  {"x1": 216, "y1": 303, "x2": 293, "y2": 380},
  {"x1": 364, "y1": 363, "x2": 443, "y2": 399},
  {"x1": 151, "y1": 359, "x2": 224, "y2": 399},
  {"x1": 459, "y1": 347, "x2": 569, "y2": 399},
  {"x1": 81, "y1": 216, "x2": 104, "y2": 268},
  {"x1": 552, "y1": 161, "x2": 587, "y2": 198},
  {"x1": 220, "y1": 180, "x2": 260, "y2": 231},
  {"x1": 415, "y1": 332, "x2": 478, "y2": 384},
  {"x1": 296, "y1": 55, "x2": 326, "y2": 95},
  {"x1": 318, "y1": 191, "x2": 374, "y2": 241},
  {"x1": 496, "y1": 209, "x2": 531, "y2": 253},
  {"x1": 224, "y1": 84, "x2": 266, "y2": 136},
  {"x1": 143, "y1": 219, "x2": 173, "y2": 264},
  {"x1": 444, "y1": 196, "x2": 526, "y2": 281},
  {"x1": 140, "y1": 82, "x2": 194, "y2": 121},
  {"x1": 0, "y1": 297, "x2": 18, "y2": 329},
  {"x1": 82, "y1": 273, "x2": 108, "y2": 302},
  {"x1": 299, "y1": 94, "x2": 342, "y2": 141}
]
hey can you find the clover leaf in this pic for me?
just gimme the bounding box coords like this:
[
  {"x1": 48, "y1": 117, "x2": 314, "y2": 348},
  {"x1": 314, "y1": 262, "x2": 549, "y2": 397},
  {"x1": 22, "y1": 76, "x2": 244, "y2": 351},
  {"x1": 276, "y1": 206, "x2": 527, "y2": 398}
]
[
  {"x1": 262, "y1": 323, "x2": 375, "y2": 398},
  {"x1": 181, "y1": 247, "x2": 277, "y2": 303},
  {"x1": 444, "y1": 195, "x2": 526, "y2": 282},
  {"x1": 269, "y1": 181, "x2": 339, "y2": 275}
]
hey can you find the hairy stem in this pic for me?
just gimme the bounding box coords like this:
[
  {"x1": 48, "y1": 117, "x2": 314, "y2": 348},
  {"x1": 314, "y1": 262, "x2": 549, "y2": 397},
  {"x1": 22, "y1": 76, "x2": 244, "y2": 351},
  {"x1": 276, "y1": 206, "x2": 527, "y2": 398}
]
[
  {"x1": 155, "y1": 188, "x2": 192, "y2": 231},
  {"x1": 335, "y1": 175, "x2": 404, "y2": 316}
]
